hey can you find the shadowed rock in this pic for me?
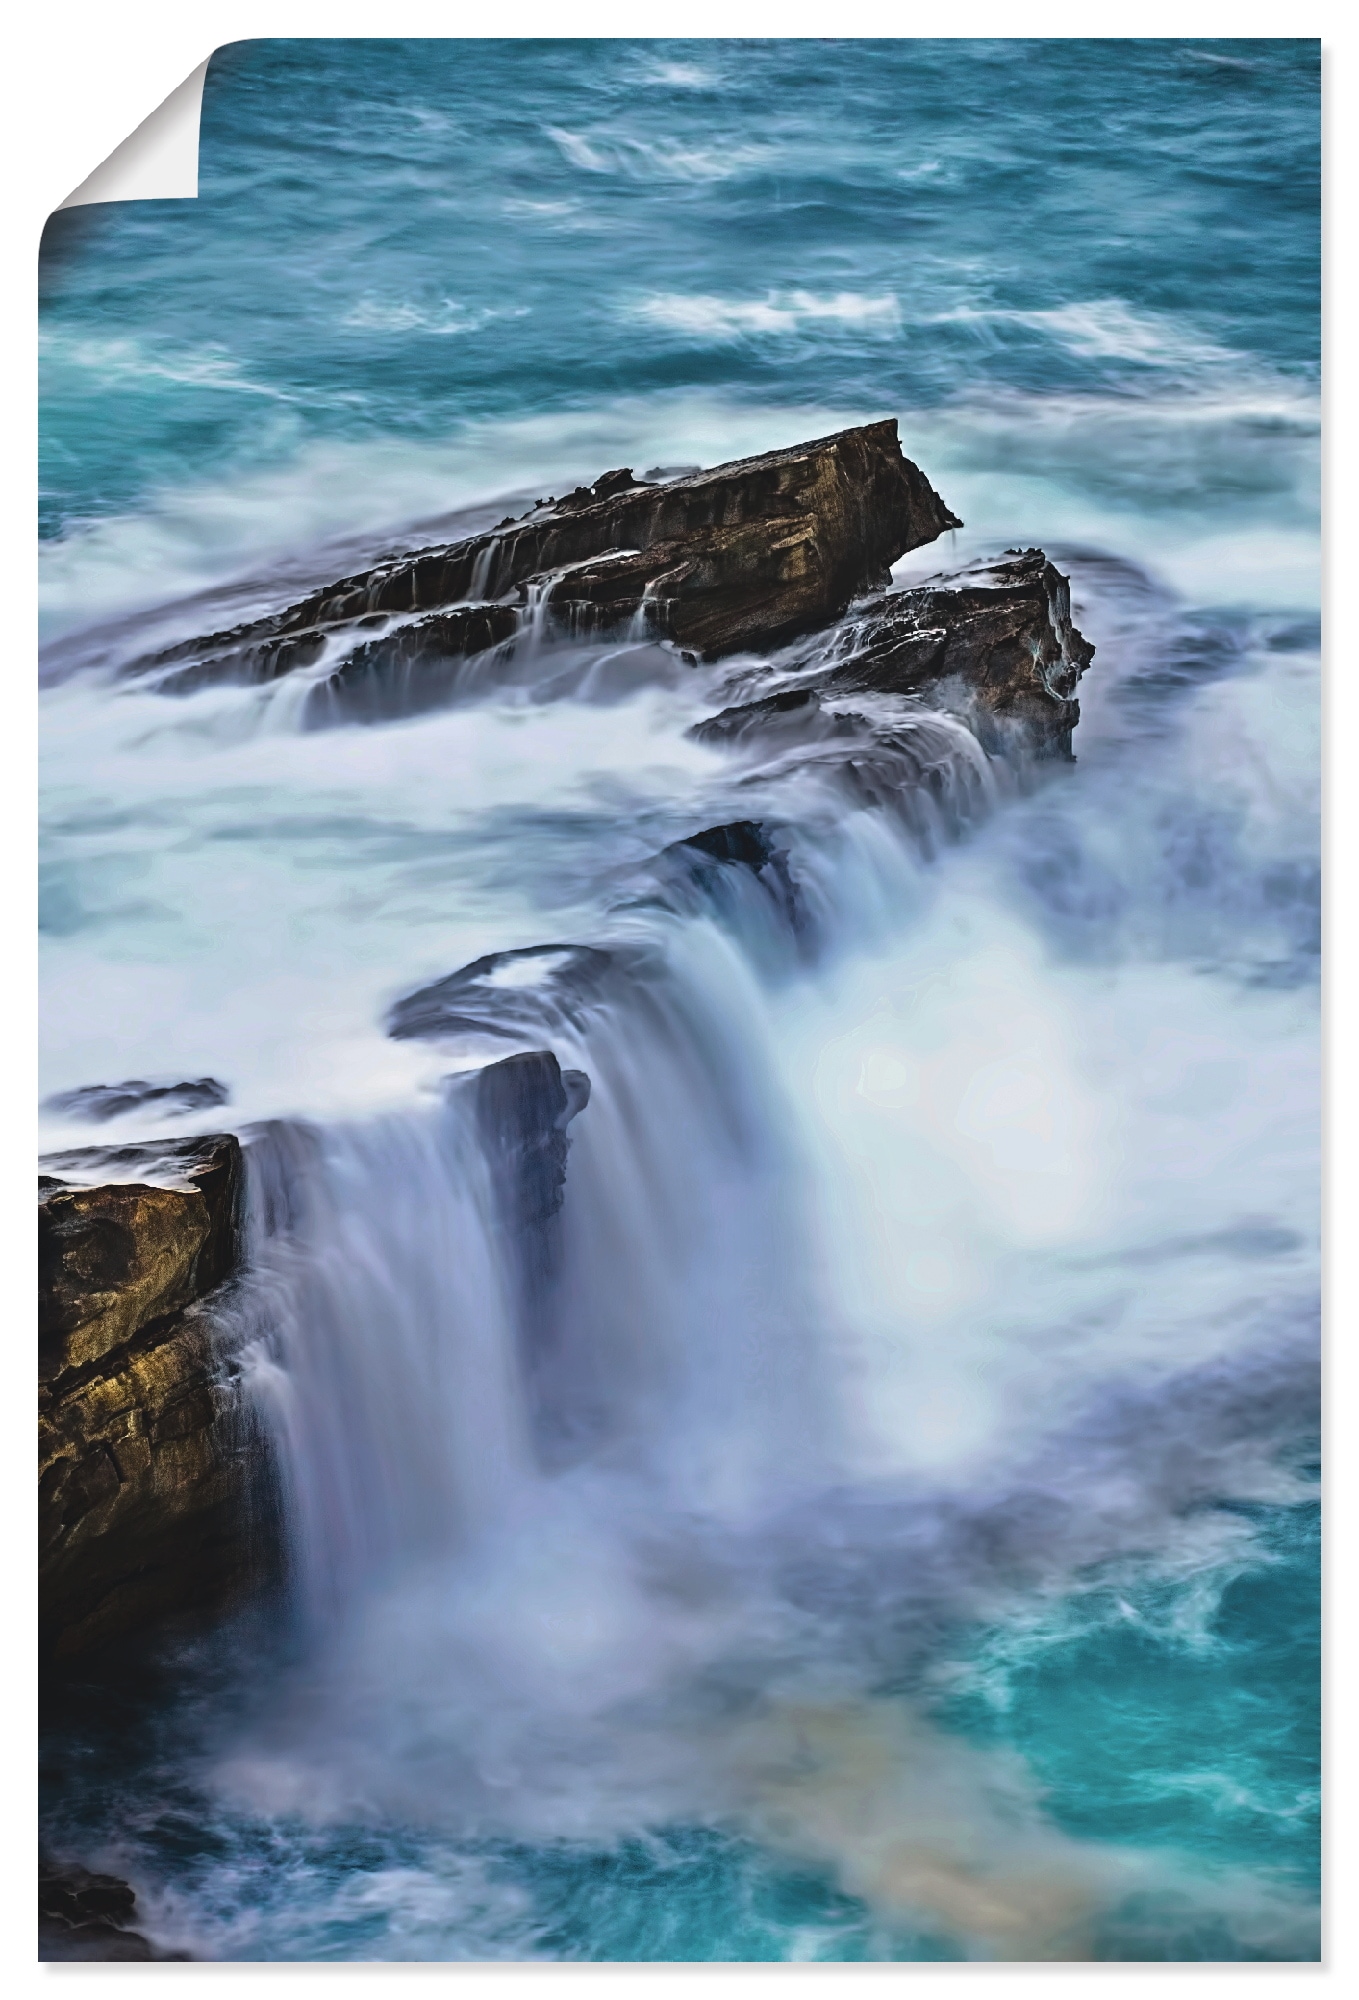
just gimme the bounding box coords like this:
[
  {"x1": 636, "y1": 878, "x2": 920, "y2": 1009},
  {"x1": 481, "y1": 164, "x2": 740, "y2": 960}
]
[
  {"x1": 657, "y1": 820, "x2": 803, "y2": 932},
  {"x1": 694, "y1": 549, "x2": 1093, "y2": 766},
  {"x1": 472, "y1": 1049, "x2": 592, "y2": 1242},
  {"x1": 38, "y1": 1861, "x2": 186, "y2": 1962},
  {"x1": 124, "y1": 421, "x2": 961, "y2": 693},
  {"x1": 461, "y1": 1050, "x2": 593, "y2": 1463},
  {"x1": 43, "y1": 1076, "x2": 230, "y2": 1125},
  {"x1": 690, "y1": 684, "x2": 860, "y2": 751},
  {"x1": 299, "y1": 604, "x2": 520, "y2": 726},
  {"x1": 806, "y1": 549, "x2": 1094, "y2": 760},
  {"x1": 387, "y1": 942, "x2": 628, "y2": 1046},
  {"x1": 38, "y1": 1135, "x2": 272, "y2": 1661}
]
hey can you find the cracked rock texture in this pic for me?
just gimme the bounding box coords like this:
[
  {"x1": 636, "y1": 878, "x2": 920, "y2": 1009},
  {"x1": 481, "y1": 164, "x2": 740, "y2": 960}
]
[
  {"x1": 701, "y1": 549, "x2": 1095, "y2": 765},
  {"x1": 38, "y1": 1135, "x2": 270, "y2": 1661},
  {"x1": 126, "y1": 420, "x2": 960, "y2": 694}
]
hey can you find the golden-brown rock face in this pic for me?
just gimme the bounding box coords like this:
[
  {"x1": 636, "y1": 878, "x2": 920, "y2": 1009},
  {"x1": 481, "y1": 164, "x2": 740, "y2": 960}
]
[
  {"x1": 122, "y1": 420, "x2": 962, "y2": 706},
  {"x1": 39, "y1": 1135, "x2": 270, "y2": 1661}
]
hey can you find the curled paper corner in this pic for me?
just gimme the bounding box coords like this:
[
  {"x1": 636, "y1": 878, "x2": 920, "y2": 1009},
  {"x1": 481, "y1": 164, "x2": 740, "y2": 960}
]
[{"x1": 58, "y1": 56, "x2": 209, "y2": 209}]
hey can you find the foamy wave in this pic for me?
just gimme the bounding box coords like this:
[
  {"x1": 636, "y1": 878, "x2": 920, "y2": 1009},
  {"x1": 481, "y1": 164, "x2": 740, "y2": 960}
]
[
  {"x1": 631, "y1": 291, "x2": 902, "y2": 341},
  {"x1": 1008, "y1": 299, "x2": 1243, "y2": 368},
  {"x1": 632, "y1": 55, "x2": 723, "y2": 90},
  {"x1": 500, "y1": 197, "x2": 579, "y2": 219},
  {"x1": 41, "y1": 328, "x2": 293, "y2": 401},
  {"x1": 341, "y1": 297, "x2": 528, "y2": 336},
  {"x1": 545, "y1": 125, "x2": 769, "y2": 181},
  {"x1": 943, "y1": 297, "x2": 1285, "y2": 376}
]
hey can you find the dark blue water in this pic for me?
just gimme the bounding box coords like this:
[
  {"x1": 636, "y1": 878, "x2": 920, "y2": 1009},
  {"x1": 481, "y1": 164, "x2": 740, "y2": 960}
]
[{"x1": 39, "y1": 38, "x2": 1319, "y2": 1962}]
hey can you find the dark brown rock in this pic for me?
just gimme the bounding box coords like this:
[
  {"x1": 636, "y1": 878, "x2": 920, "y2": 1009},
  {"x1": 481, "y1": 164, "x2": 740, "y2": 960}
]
[
  {"x1": 38, "y1": 1135, "x2": 271, "y2": 1661},
  {"x1": 807, "y1": 549, "x2": 1094, "y2": 761},
  {"x1": 695, "y1": 549, "x2": 1094, "y2": 766},
  {"x1": 126, "y1": 421, "x2": 960, "y2": 693}
]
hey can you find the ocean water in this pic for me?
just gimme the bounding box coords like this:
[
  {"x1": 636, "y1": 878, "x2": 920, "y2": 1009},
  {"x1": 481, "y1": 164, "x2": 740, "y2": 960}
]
[{"x1": 39, "y1": 38, "x2": 1320, "y2": 1963}]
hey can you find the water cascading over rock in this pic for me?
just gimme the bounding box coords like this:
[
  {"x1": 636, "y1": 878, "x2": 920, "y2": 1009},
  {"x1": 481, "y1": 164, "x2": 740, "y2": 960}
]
[{"x1": 37, "y1": 421, "x2": 1095, "y2": 1662}]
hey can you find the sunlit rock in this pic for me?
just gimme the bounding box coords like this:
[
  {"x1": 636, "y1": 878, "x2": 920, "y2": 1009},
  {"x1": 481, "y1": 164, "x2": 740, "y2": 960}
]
[
  {"x1": 124, "y1": 420, "x2": 961, "y2": 691},
  {"x1": 38, "y1": 1135, "x2": 270, "y2": 1661}
]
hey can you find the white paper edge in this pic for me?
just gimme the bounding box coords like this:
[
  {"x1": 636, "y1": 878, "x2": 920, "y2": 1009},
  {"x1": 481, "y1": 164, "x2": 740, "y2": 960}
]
[{"x1": 57, "y1": 55, "x2": 208, "y2": 208}]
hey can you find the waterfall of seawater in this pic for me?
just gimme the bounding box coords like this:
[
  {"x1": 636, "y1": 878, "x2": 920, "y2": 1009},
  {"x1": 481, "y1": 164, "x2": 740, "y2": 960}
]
[
  {"x1": 159, "y1": 644, "x2": 1310, "y2": 1963},
  {"x1": 236, "y1": 894, "x2": 841, "y2": 1625},
  {"x1": 39, "y1": 566, "x2": 1318, "y2": 1961},
  {"x1": 37, "y1": 40, "x2": 1317, "y2": 1958}
]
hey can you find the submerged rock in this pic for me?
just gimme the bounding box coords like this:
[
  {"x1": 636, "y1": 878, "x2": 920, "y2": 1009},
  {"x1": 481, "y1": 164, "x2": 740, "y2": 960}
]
[
  {"x1": 464, "y1": 1049, "x2": 593, "y2": 1463},
  {"x1": 38, "y1": 1135, "x2": 271, "y2": 1661},
  {"x1": 124, "y1": 421, "x2": 960, "y2": 692},
  {"x1": 387, "y1": 942, "x2": 627, "y2": 1046},
  {"x1": 43, "y1": 1076, "x2": 230, "y2": 1125},
  {"x1": 657, "y1": 820, "x2": 803, "y2": 932},
  {"x1": 670, "y1": 820, "x2": 781, "y2": 871},
  {"x1": 472, "y1": 1049, "x2": 592, "y2": 1240}
]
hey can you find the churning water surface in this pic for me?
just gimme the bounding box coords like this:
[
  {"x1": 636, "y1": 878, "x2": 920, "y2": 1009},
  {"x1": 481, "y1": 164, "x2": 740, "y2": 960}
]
[{"x1": 39, "y1": 39, "x2": 1319, "y2": 1961}]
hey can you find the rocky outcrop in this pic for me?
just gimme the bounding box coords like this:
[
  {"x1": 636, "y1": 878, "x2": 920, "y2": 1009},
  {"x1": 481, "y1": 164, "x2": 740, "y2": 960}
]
[
  {"x1": 38, "y1": 1862, "x2": 180, "y2": 1961},
  {"x1": 39, "y1": 1135, "x2": 269, "y2": 1661},
  {"x1": 809, "y1": 549, "x2": 1093, "y2": 760},
  {"x1": 125, "y1": 421, "x2": 960, "y2": 696},
  {"x1": 699, "y1": 550, "x2": 1094, "y2": 765},
  {"x1": 388, "y1": 941, "x2": 637, "y2": 1048},
  {"x1": 460, "y1": 1050, "x2": 593, "y2": 1460},
  {"x1": 472, "y1": 1050, "x2": 592, "y2": 1248}
]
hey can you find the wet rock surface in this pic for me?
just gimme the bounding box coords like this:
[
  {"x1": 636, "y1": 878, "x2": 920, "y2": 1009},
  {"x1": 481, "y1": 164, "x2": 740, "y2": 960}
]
[
  {"x1": 43, "y1": 1076, "x2": 231, "y2": 1125},
  {"x1": 658, "y1": 820, "x2": 804, "y2": 932},
  {"x1": 703, "y1": 549, "x2": 1094, "y2": 766},
  {"x1": 387, "y1": 942, "x2": 634, "y2": 1047},
  {"x1": 472, "y1": 1049, "x2": 592, "y2": 1241},
  {"x1": 124, "y1": 421, "x2": 960, "y2": 690},
  {"x1": 39, "y1": 1135, "x2": 272, "y2": 1661},
  {"x1": 808, "y1": 550, "x2": 1094, "y2": 761},
  {"x1": 462, "y1": 1050, "x2": 593, "y2": 1461},
  {"x1": 38, "y1": 1860, "x2": 181, "y2": 1961}
]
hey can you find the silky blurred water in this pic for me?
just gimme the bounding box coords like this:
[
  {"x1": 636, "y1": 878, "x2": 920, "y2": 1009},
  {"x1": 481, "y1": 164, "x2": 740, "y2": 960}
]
[{"x1": 39, "y1": 38, "x2": 1319, "y2": 1962}]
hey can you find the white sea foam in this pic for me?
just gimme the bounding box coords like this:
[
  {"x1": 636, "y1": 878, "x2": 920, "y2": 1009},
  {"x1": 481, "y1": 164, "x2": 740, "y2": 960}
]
[
  {"x1": 632, "y1": 290, "x2": 902, "y2": 341},
  {"x1": 41, "y1": 326, "x2": 295, "y2": 401},
  {"x1": 340, "y1": 297, "x2": 529, "y2": 336},
  {"x1": 544, "y1": 125, "x2": 770, "y2": 182},
  {"x1": 998, "y1": 298, "x2": 1244, "y2": 370},
  {"x1": 631, "y1": 55, "x2": 723, "y2": 90}
]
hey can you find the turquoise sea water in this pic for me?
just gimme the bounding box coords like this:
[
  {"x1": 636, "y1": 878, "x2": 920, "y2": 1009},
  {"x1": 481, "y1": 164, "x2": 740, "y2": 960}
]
[{"x1": 40, "y1": 38, "x2": 1319, "y2": 1962}]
